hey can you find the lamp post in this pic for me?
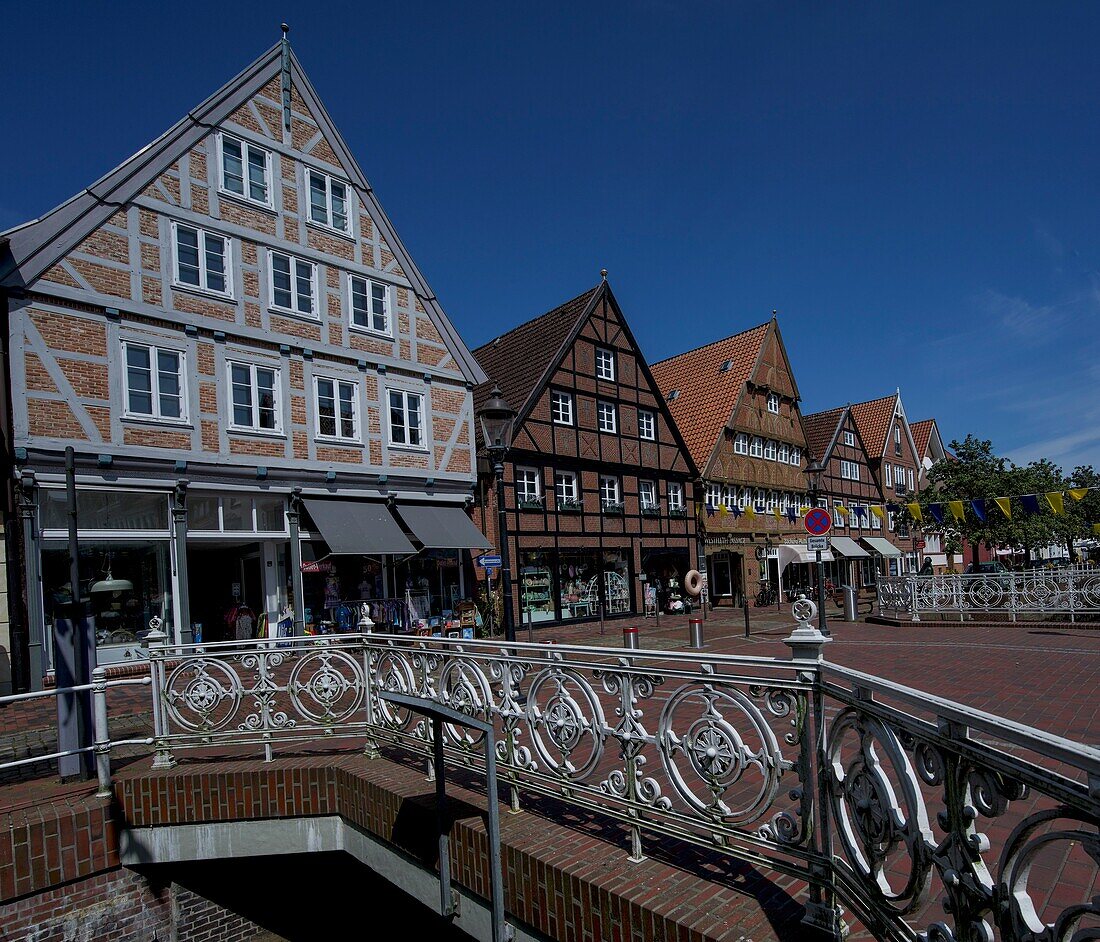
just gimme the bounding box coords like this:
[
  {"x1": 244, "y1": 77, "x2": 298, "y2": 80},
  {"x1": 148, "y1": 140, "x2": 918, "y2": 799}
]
[
  {"x1": 478, "y1": 386, "x2": 517, "y2": 643},
  {"x1": 805, "y1": 457, "x2": 830, "y2": 636}
]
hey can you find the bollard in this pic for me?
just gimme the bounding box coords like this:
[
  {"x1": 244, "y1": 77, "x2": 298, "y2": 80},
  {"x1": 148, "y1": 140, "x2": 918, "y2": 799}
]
[
  {"x1": 622, "y1": 626, "x2": 640, "y2": 650},
  {"x1": 743, "y1": 598, "x2": 751, "y2": 638},
  {"x1": 842, "y1": 585, "x2": 858, "y2": 622},
  {"x1": 688, "y1": 617, "x2": 704, "y2": 649}
]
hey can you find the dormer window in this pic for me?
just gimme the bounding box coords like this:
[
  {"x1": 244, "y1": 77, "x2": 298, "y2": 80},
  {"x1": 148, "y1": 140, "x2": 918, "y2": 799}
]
[
  {"x1": 766, "y1": 392, "x2": 780, "y2": 414},
  {"x1": 595, "y1": 347, "x2": 615, "y2": 381},
  {"x1": 307, "y1": 169, "x2": 350, "y2": 234}
]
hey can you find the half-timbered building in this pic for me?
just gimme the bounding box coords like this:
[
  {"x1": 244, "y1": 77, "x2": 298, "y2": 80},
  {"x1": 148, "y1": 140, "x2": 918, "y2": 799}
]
[
  {"x1": 0, "y1": 35, "x2": 488, "y2": 683},
  {"x1": 471, "y1": 278, "x2": 699, "y2": 628},
  {"x1": 650, "y1": 316, "x2": 814, "y2": 607}
]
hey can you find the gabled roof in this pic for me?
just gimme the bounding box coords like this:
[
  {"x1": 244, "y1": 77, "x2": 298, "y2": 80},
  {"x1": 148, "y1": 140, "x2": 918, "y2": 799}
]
[
  {"x1": 649, "y1": 322, "x2": 771, "y2": 473},
  {"x1": 0, "y1": 36, "x2": 485, "y2": 385},
  {"x1": 910, "y1": 419, "x2": 935, "y2": 459},
  {"x1": 849, "y1": 393, "x2": 899, "y2": 459},
  {"x1": 802, "y1": 406, "x2": 846, "y2": 464},
  {"x1": 471, "y1": 285, "x2": 601, "y2": 418}
]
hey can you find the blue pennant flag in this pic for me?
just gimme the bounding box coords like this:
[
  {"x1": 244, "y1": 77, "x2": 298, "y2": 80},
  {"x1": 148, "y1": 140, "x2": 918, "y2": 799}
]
[
  {"x1": 971, "y1": 499, "x2": 987, "y2": 522},
  {"x1": 852, "y1": 505, "x2": 867, "y2": 519},
  {"x1": 886, "y1": 502, "x2": 900, "y2": 513},
  {"x1": 730, "y1": 505, "x2": 743, "y2": 518},
  {"x1": 928, "y1": 503, "x2": 944, "y2": 524},
  {"x1": 785, "y1": 507, "x2": 798, "y2": 523},
  {"x1": 1021, "y1": 494, "x2": 1040, "y2": 515}
]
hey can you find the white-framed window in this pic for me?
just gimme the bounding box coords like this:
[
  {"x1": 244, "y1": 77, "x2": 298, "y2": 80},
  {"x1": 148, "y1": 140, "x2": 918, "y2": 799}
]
[
  {"x1": 217, "y1": 133, "x2": 271, "y2": 207},
  {"x1": 766, "y1": 490, "x2": 777, "y2": 511},
  {"x1": 841, "y1": 460, "x2": 860, "y2": 481},
  {"x1": 894, "y1": 424, "x2": 902, "y2": 455},
  {"x1": 754, "y1": 489, "x2": 766, "y2": 511},
  {"x1": 228, "y1": 360, "x2": 280, "y2": 432},
  {"x1": 639, "y1": 480, "x2": 657, "y2": 509},
  {"x1": 306, "y1": 168, "x2": 350, "y2": 234},
  {"x1": 885, "y1": 464, "x2": 893, "y2": 487},
  {"x1": 314, "y1": 376, "x2": 359, "y2": 442},
  {"x1": 269, "y1": 251, "x2": 317, "y2": 317},
  {"x1": 123, "y1": 342, "x2": 186, "y2": 422},
  {"x1": 516, "y1": 467, "x2": 542, "y2": 502},
  {"x1": 723, "y1": 485, "x2": 737, "y2": 508},
  {"x1": 349, "y1": 275, "x2": 390, "y2": 335},
  {"x1": 668, "y1": 482, "x2": 684, "y2": 511},
  {"x1": 638, "y1": 409, "x2": 656, "y2": 441},
  {"x1": 599, "y1": 475, "x2": 621, "y2": 507},
  {"x1": 734, "y1": 432, "x2": 748, "y2": 455},
  {"x1": 597, "y1": 400, "x2": 618, "y2": 434},
  {"x1": 767, "y1": 392, "x2": 780, "y2": 414},
  {"x1": 595, "y1": 347, "x2": 615, "y2": 381},
  {"x1": 172, "y1": 222, "x2": 231, "y2": 297},
  {"x1": 764, "y1": 439, "x2": 778, "y2": 461},
  {"x1": 706, "y1": 482, "x2": 721, "y2": 507},
  {"x1": 872, "y1": 508, "x2": 882, "y2": 530},
  {"x1": 908, "y1": 468, "x2": 915, "y2": 490},
  {"x1": 551, "y1": 390, "x2": 574, "y2": 425},
  {"x1": 555, "y1": 470, "x2": 578, "y2": 503},
  {"x1": 387, "y1": 389, "x2": 425, "y2": 448},
  {"x1": 778, "y1": 442, "x2": 790, "y2": 463},
  {"x1": 750, "y1": 436, "x2": 764, "y2": 457},
  {"x1": 791, "y1": 446, "x2": 802, "y2": 466},
  {"x1": 843, "y1": 430, "x2": 855, "y2": 447},
  {"x1": 833, "y1": 500, "x2": 846, "y2": 528},
  {"x1": 740, "y1": 487, "x2": 752, "y2": 509}
]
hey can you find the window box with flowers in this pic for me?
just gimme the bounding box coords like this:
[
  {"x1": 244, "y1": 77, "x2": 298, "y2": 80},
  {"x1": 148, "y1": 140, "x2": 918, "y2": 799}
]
[
  {"x1": 558, "y1": 498, "x2": 584, "y2": 513},
  {"x1": 518, "y1": 497, "x2": 546, "y2": 511},
  {"x1": 600, "y1": 501, "x2": 625, "y2": 515},
  {"x1": 641, "y1": 506, "x2": 661, "y2": 518},
  {"x1": 669, "y1": 508, "x2": 688, "y2": 518}
]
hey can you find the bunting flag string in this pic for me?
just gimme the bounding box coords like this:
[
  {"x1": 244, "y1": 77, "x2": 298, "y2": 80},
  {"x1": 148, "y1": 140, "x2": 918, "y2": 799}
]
[
  {"x1": 971, "y1": 499, "x2": 987, "y2": 522},
  {"x1": 1045, "y1": 492, "x2": 1064, "y2": 515},
  {"x1": 993, "y1": 497, "x2": 1012, "y2": 519}
]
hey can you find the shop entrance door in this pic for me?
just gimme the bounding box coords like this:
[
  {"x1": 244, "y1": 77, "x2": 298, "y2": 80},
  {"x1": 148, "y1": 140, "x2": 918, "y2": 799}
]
[
  {"x1": 712, "y1": 556, "x2": 732, "y2": 599},
  {"x1": 241, "y1": 553, "x2": 263, "y2": 614}
]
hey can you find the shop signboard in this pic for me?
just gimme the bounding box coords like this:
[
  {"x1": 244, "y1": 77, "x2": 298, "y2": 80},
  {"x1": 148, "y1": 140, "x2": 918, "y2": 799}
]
[{"x1": 300, "y1": 560, "x2": 334, "y2": 574}]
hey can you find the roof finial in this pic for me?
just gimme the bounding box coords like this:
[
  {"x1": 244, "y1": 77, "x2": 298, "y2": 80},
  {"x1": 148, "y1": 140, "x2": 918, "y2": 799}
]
[
  {"x1": 281, "y1": 23, "x2": 290, "y2": 39},
  {"x1": 280, "y1": 24, "x2": 292, "y2": 137},
  {"x1": 600, "y1": 268, "x2": 608, "y2": 281},
  {"x1": 771, "y1": 309, "x2": 778, "y2": 320}
]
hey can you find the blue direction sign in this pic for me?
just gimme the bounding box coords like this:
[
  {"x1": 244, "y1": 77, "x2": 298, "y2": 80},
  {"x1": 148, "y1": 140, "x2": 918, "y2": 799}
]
[
  {"x1": 804, "y1": 507, "x2": 832, "y2": 536},
  {"x1": 478, "y1": 554, "x2": 502, "y2": 569}
]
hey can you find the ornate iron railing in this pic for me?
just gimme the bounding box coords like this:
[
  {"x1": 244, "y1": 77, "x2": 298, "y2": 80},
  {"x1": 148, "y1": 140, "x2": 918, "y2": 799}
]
[
  {"x1": 145, "y1": 602, "x2": 1100, "y2": 942},
  {"x1": 878, "y1": 567, "x2": 1100, "y2": 622}
]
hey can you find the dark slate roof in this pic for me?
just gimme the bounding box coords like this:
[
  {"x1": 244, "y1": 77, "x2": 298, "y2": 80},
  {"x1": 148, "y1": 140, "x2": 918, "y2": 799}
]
[
  {"x1": 0, "y1": 37, "x2": 485, "y2": 385},
  {"x1": 802, "y1": 407, "x2": 845, "y2": 464},
  {"x1": 472, "y1": 285, "x2": 601, "y2": 417}
]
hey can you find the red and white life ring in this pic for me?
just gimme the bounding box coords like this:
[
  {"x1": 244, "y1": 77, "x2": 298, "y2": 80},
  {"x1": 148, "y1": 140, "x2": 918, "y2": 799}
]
[{"x1": 684, "y1": 569, "x2": 703, "y2": 596}]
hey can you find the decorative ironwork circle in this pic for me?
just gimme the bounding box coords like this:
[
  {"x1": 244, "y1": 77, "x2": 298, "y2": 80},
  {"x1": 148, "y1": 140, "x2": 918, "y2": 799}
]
[
  {"x1": 526, "y1": 666, "x2": 606, "y2": 778},
  {"x1": 373, "y1": 649, "x2": 416, "y2": 729},
  {"x1": 288, "y1": 650, "x2": 364, "y2": 724},
  {"x1": 163, "y1": 658, "x2": 243, "y2": 732},
  {"x1": 438, "y1": 658, "x2": 494, "y2": 747}
]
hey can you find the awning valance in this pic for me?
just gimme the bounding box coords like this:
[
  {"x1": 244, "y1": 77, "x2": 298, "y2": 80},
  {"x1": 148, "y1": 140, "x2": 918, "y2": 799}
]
[
  {"x1": 777, "y1": 544, "x2": 835, "y2": 572},
  {"x1": 395, "y1": 504, "x2": 492, "y2": 551},
  {"x1": 302, "y1": 498, "x2": 415, "y2": 555},
  {"x1": 861, "y1": 537, "x2": 902, "y2": 558},
  {"x1": 831, "y1": 536, "x2": 871, "y2": 558}
]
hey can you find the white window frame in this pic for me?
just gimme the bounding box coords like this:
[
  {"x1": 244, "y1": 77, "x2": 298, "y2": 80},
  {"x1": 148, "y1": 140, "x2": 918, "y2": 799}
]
[
  {"x1": 833, "y1": 500, "x2": 846, "y2": 528},
  {"x1": 750, "y1": 436, "x2": 764, "y2": 458},
  {"x1": 555, "y1": 470, "x2": 578, "y2": 503},
  {"x1": 734, "y1": 432, "x2": 748, "y2": 455},
  {"x1": 706, "y1": 482, "x2": 721, "y2": 507},
  {"x1": 171, "y1": 222, "x2": 233, "y2": 298},
  {"x1": 723, "y1": 484, "x2": 737, "y2": 508},
  {"x1": 778, "y1": 442, "x2": 790, "y2": 463},
  {"x1": 668, "y1": 482, "x2": 684, "y2": 511},
  {"x1": 740, "y1": 487, "x2": 751, "y2": 509},
  {"x1": 305, "y1": 168, "x2": 351, "y2": 235},
  {"x1": 314, "y1": 375, "x2": 360, "y2": 443},
  {"x1": 638, "y1": 409, "x2": 656, "y2": 441},
  {"x1": 386, "y1": 388, "x2": 426, "y2": 450},
  {"x1": 844, "y1": 430, "x2": 855, "y2": 447},
  {"x1": 551, "y1": 390, "x2": 574, "y2": 426},
  {"x1": 767, "y1": 392, "x2": 780, "y2": 414},
  {"x1": 872, "y1": 508, "x2": 882, "y2": 530},
  {"x1": 764, "y1": 439, "x2": 778, "y2": 461},
  {"x1": 599, "y1": 475, "x2": 621, "y2": 508},
  {"x1": 216, "y1": 132, "x2": 272, "y2": 208},
  {"x1": 908, "y1": 468, "x2": 915, "y2": 490},
  {"x1": 227, "y1": 360, "x2": 282, "y2": 434},
  {"x1": 754, "y1": 489, "x2": 766, "y2": 511},
  {"x1": 122, "y1": 341, "x2": 188, "y2": 424},
  {"x1": 516, "y1": 467, "x2": 542, "y2": 502},
  {"x1": 595, "y1": 347, "x2": 616, "y2": 381},
  {"x1": 597, "y1": 400, "x2": 618, "y2": 434},
  {"x1": 348, "y1": 274, "x2": 391, "y2": 336},
  {"x1": 268, "y1": 250, "x2": 318, "y2": 319},
  {"x1": 885, "y1": 464, "x2": 893, "y2": 487},
  {"x1": 639, "y1": 479, "x2": 658, "y2": 510},
  {"x1": 791, "y1": 446, "x2": 801, "y2": 466}
]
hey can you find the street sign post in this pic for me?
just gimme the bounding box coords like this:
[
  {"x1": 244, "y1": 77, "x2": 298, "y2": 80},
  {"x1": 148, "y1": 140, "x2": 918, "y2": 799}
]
[
  {"x1": 477, "y1": 554, "x2": 503, "y2": 569},
  {"x1": 803, "y1": 509, "x2": 831, "y2": 636},
  {"x1": 807, "y1": 535, "x2": 830, "y2": 552}
]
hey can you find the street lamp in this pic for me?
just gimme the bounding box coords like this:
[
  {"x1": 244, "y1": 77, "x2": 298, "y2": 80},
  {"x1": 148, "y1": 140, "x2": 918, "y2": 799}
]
[
  {"x1": 804, "y1": 457, "x2": 830, "y2": 636},
  {"x1": 478, "y1": 385, "x2": 517, "y2": 643}
]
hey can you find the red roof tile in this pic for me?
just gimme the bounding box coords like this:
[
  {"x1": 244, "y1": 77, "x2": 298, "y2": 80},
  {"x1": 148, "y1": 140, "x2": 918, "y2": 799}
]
[
  {"x1": 801, "y1": 407, "x2": 845, "y2": 463},
  {"x1": 910, "y1": 419, "x2": 935, "y2": 460},
  {"x1": 849, "y1": 394, "x2": 898, "y2": 459},
  {"x1": 649, "y1": 322, "x2": 771, "y2": 473}
]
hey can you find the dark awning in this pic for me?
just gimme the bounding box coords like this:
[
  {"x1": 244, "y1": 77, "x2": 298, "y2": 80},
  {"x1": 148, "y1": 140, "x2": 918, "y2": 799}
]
[
  {"x1": 302, "y1": 498, "x2": 415, "y2": 555},
  {"x1": 395, "y1": 504, "x2": 492, "y2": 550}
]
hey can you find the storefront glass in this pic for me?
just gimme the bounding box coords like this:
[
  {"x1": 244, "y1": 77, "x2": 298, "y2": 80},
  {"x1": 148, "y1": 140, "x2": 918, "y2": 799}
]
[
  {"x1": 41, "y1": 540, "x2": 173, "y2": 649},
  {"x1": 602, "y1": 549, "x2": 631, "y2": 614},
  {"x1": 557, "y1": 550, "x2": 601, "y2": 620},
  {"x1": 518, "y1": 550, "x2": 555, "y2": 623},
  {"x1": 642, "y1": 549, "x2": 690, "y2": 613}
]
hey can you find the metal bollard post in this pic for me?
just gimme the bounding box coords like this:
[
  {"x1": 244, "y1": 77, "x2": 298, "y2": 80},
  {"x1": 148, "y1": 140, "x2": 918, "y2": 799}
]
[
  {"x1": 743, "y1": 599, "x2": 751, "y2": 638},
  {"x1": 92, "y1": 666, "x2": 111, "y2": 799},
  {"x1": 688, "y1": 617, "x2": 704, "y2": 649},
  {"x1": 622, "y1": 626, "x2": 640, "y2": 650}
]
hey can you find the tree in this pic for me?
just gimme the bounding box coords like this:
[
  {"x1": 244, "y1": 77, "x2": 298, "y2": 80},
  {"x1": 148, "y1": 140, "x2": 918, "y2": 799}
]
[{"x1": 1064, "y1": 465, "x2": 1100, "y2": 561}]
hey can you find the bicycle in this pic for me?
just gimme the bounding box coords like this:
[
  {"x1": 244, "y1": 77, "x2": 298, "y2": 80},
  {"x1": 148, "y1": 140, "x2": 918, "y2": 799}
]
[{"x1": 755, "y1": 584, "x2": 777, "y2": 607}]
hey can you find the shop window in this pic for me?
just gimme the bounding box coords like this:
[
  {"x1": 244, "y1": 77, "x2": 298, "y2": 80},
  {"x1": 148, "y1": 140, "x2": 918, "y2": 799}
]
[
  {"x1": 315, "y1": 376, "x2": 359, "y2": 441},
  {"x1": 551, "y1": 390, "x2": 573, "y2": 425},
  {"x1": 186, "y1": 493, "x2": 288, "y2": 534},
  {"x1": 39, "y1": 488, "x2": 169, "y2": 532},
  {"x1": 558, "y1": 550, "x2": 600, "y2": 620},
  {"x1": 349, "y1": 275, "x2": 390, "y2": 335},
  {"x1": 519, "y1": 551, "x2": 556, "y2": 623},
  {"x1": 123, "y1": 342, "x2": 186, "y2": 422},
  {"x1": 229, "y1": 360, "x2": 281, "y2": 432},
  {"x1": 218, "y1": 133, "x2": 271, "y2": 207},
  {"x1": 306, "y1": 168, "x2": 350, "y2": 233},
  {"x1": 387, "y1": 389, "x2": 425, "y2": 448},
  {"x1": 638, "y1": 409, "x2": 656, "y2": 441}
]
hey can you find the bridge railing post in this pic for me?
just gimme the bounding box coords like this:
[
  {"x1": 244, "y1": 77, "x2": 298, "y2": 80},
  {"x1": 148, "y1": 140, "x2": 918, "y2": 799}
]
[
  {"x1": 145, "y1": 627, "x2": 175, "y2": 770},
  {"x1": 92, "y1": 667, "x2": 111, "y2": 798}
]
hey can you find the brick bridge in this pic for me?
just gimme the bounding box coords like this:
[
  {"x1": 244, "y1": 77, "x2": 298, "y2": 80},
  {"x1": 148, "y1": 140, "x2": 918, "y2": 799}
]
[{"x1": 2, "y1": 607, "x2": 1098, "y2": 941}]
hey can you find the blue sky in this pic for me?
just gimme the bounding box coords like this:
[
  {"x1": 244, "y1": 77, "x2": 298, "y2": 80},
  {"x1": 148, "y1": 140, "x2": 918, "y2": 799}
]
[{"x1": 2, "y1": 2, "x2": 1098, "y2": 470}]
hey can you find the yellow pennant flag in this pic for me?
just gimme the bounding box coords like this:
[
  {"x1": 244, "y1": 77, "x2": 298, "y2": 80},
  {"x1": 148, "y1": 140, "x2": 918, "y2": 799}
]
[
  {"x1": 799, "y1": 506, "x2": 811, "y2": 516},
  {"x1": 719, "y1": 504, "x2": 728, "y2": 516},
  {"x1": 948, "y1": 500, "x2": 965, "y2": 521},
  {"x1": 994, "y1": 497, "x2": 1012, "y2": 519},
  {"x1": 834, "y1": 504, "x2": 847, "y2": 516},
  {"x1": 1093, "y1": 523, "x2": 1100, "y2": 536},
  {"x1": 772, "y1": 507, "x2": 784, "y2": 521},
  {"x1": 1046, "y1": 492, "x2": 1064, "y2": 515},
  {"x1": 906, "y1": 502, "x2": 923, "y2": 522},
  {"x1": 1068, "y1": 487, "x2": 1089, "y2": 501},
  {"x1": 870, "y1": 505, "x2": 885, "y2": 520},
  {"x1": 745, "y1": 505, "x2": 755, "y2": 520}
]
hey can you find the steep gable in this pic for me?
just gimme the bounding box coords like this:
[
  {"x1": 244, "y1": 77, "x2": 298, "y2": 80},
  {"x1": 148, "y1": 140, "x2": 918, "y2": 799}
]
[
  {"x1": 849, "y1": 393, "x2": 898, "y2": 459},
  {"x1": 803, "y1": 407, "x2": 845, "y2": 464}
]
